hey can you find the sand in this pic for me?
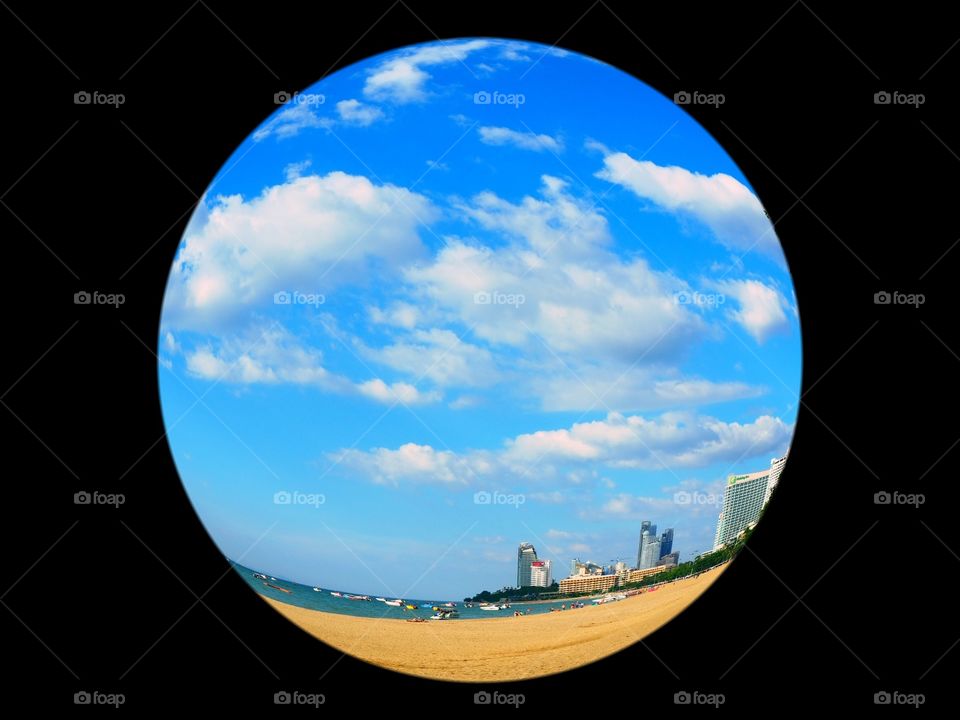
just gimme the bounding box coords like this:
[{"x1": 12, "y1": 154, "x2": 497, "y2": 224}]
[{"x1": 264, "y1": 564, "x2": 727, "y2": 681}]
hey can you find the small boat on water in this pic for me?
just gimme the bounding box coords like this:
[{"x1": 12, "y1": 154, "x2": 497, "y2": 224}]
[
  {"x1": 420, "y1": 603, "x2": 433, "y2": 608},
  {"x1": 443, "y1": 602, "x2": 456, "y2": 607},
  {"x1": 404, "y1": 604, "x2": 417, "y2": 610},
  {"x1": 313, "y1": 587, "x2": 322, "y2": 592},
  {"x1": 384, "y1": 599, "x2": 403, "y2": 607},
  {"x1": 330, "y1": 591, "x2": 343, "y2": 597},
  {"x1": 264, "y1": 582, "x2": 291, "y2": 594},
  {"x1": 252, "y1": 573, "x2": 268, "y2": 580},
  {"x1": 429, "y1": 609, "x2": 460, "y2": 620},
  {"x1": 479, "y1": 604, "x2": 503, "y2": 611},
  {"x1": 376, "y1": 597, "x2": 387, "y2": 602},
  {"x1": 345, "y1": 594, "x2": 372, "y2": 601}
]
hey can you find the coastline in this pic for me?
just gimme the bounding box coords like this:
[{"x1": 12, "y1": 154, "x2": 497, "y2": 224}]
[{"x1": 263, "y1": 563, "x2": 727, "y2": 681}]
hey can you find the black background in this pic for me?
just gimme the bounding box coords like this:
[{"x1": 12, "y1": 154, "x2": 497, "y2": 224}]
[{"x1": 1, "y1": 0, "x2": 956, "y2": 712}]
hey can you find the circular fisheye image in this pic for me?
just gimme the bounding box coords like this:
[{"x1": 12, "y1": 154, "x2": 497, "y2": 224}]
[{"x1": 159, "y1": 38, "x2": 799, "y2": 682}]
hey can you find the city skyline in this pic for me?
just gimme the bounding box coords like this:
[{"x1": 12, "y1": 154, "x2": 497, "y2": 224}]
[{"x1": 158, "y1": 38, "x2": 800, "y2": 599}]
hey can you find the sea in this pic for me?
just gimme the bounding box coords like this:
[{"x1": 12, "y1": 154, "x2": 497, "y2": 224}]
[{"x1": 233, "y1": 561, "x2": 587, "y2": 620}]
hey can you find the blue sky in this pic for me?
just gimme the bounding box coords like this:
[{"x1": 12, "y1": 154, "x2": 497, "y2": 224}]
[{"x1": 158, "y1": 38, "x2": 800, "y2": 600}]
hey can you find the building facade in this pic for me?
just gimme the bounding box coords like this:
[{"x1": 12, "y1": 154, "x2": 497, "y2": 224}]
[
  {"x1": 529, "y1": 559, "x2": 552, "y2": 587},
  {"x1": 517, "y1": 542, "x2": 538, "y2": 587},
  {"x1": 713, "y1": 469, "x2": 771, "y2": 548}
]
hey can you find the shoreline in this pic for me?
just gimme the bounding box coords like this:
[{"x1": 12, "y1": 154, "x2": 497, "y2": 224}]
[{"x1": 263, "y1": 563, "x2": 727, "y2": 681}]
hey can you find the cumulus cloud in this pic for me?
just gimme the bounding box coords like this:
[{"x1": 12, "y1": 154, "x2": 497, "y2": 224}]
[
  {"x1": 253, "y1": 103, "x2": 330, "y2": 141},
  {"x1": 163, "y1": 172, "x2": 436, "y2": 330},
  {"x1": 712, "y1": 279, "x2": 792, "y2": 343},
  {"x1": 478, "y1": 126, "x2": 563, "y2": 152},
  {"x1": 364, "y1": 39, "x2": 492, "y2": 103},
  {"x1": 183, "y1": 325, "x2": 440, "y2": 405},
  {"x1": 336, "y1": 99, "x2": 385, "y2": 126},
  {"x1": 330, "y1": 410, "x2": 793, "y2": 485},
  {"x1": 366, "y1": 328, "x2": 501, "y2": 388},
  {"x1": 596, "y1": 150, "x2": 782, "y2": 261}
]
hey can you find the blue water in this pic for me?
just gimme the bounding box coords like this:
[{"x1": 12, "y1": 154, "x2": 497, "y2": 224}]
[{"x1": 232, "y1": 561, "x2": 587, "y2": 619}]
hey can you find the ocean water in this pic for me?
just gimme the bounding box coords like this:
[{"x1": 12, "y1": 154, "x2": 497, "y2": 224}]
[{"x1": 232, "y1": 561, "x2": 591, "y2": 620}]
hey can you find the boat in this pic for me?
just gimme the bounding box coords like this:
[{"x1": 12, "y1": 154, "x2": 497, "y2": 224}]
[
  {"x1": 479, "y1": 604, "x2": 502, "y2": 611},
  {"x1": 346, "y1": 594, "x2": 371, "y2": 601},
  {"x1": 252, "y1": 573, "x2": 267, "y2": 580},
  {"x1": 264, "y1": 582, "x2": 291, "y2": 594},
  {"x1": 376, "y1": 598, "x2": 387, "y2": 602},
  {"x1": 330, "y1": 591, "x2": 343, "y2": 597},
  {"x1": 443, "y1": 602, "x2": 456, "y2": 607},
  {"x1": 313, "y1": 587, "x2": 322, "y2": 592},
  {"x1": 420, "y1": 603, "x2": 433, "y2": 608},
  {"x1": 384, "y1": 599, "x2": 403, "y2": 607},
  {"x1": 429, "y1": 609, "x2": 460, "y2": 620},
  {"x1": 404, "y1": 604, "x2": 417, "y2": 610}
]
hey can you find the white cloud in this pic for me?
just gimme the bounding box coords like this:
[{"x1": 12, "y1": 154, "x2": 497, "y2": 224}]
[
  {"x1": 336, "y1": 99, "x2": 385, "y2": 126},
  {"x1": 163, "y1": 172, "x2": 436, "y2": 330},
  {"x1": 478, "y1": 126, "x2": 563, "y2": 153},
  {"x1": 331, "y1": 410, "x2": 792, "y2": 485},
  {"x1": 596, "y1": 150, "x2": 782, "y2": 260},
  {"x1": 283, "y1": 159, "x2": 312, "y2": 181},
  {"x1": 364, "y1": 39, "x2": 492, "y2": 103},
  {"x1": 366, "y1": 328, "x2": 501, "y2": 388},
  {"x1": 253, "y1": 103, "x2": 330, "y2": 142},
  {"x1": 356, "y1": 378, "x2": 440, "y2": 405},
  {"x1": 712, "y1": 279, "x2": 791, "y2": 343},
  {"x1": 330, "y1": 443, "x2": 495, "y2": 486}
]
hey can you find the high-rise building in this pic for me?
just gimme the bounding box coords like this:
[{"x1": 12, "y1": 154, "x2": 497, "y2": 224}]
[
  {"x1": 764, "y1": 453, "x2": 788, "y2": 505},
  {"x1": 640, "y1": 534, "x2": 661, "y2": 569},
  {"x1": 659, "y1": 528, "x2": 674, "y2": 557},
  {"x1": 529, "y1": 560, "x2": 552, "y2": 587},
  {"x1": 517, "y1": 542, "x2": 538, "y2": 587},
  {"x1": 713, "y1": 470, "x2": 770, "y2": 548},
  {"x1": 659, "y1": 551, "x2": 680, "y2": 567},
  {"x1": 636, "y1": 521, "x2": 658, "y2": 568}
]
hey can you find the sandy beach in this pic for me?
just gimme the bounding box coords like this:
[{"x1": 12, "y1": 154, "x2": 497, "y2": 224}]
[{"x1": 264, "y1": 564, "x2": 727, "y2": 681}]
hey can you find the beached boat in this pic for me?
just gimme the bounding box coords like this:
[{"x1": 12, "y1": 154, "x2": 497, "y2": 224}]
[{"x1": 330, "y1": 591, "x2": 343, "y2": 597}]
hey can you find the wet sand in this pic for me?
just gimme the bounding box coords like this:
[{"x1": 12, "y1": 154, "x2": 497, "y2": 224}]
[{"x1": 264, "y1": 564, "x2": 726, "y2": 681}]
